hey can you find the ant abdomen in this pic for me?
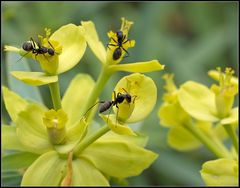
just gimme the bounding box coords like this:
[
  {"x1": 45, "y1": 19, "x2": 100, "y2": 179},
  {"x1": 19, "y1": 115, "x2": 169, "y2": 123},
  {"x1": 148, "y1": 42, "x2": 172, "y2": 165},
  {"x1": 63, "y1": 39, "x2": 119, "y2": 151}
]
[{"x1": 99, "y1": 101, "x2": 113, "y2": 113}]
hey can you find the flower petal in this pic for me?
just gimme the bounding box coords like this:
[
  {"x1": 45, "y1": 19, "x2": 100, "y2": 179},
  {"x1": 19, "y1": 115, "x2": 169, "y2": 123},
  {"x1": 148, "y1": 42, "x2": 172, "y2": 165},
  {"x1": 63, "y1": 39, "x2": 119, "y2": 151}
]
[
  {"x1": 62, "y1": 74, "x2": 95, "y2": 128},
  {"x1": 81, "y1": 140, "x2": 158, "y2": 178},
  {"x1": 72, "y1": 157, "x2": 109, "y2": 186},
  {"x1": 2, "y1": 152, "x2": 39, "y2": 170},
  {"x1": 221, "y1": 107, "x2": 238, "y2": 125},
  {"x1": 200, "y1": 158, "x2": 238, "y2": 186},
  {"x1": 50, "y1": 24, "x2": 87, "y2": 74},
  {"x1": 158, "y1": 102, "x2": 191, "y2": 127},
  {"x1": 168, "y1": 125, "x2": 202, "y2": 151},
  {"x1": 16, "y1": 104, "x2": 53, "y2": 154},
  {"x1": 4, "y1": 45, "x2": 20, "y2": 53},
  {"x1": 21, "y1": 151, "x2": 66, "y2": 186},
  {"x1": 100, "y1": 114, "x2": 136, "y2": 136},
  {"x1": 98, "y1": 131, "x2": 148, "y2": 147},
  {"x1": 2, "y1": 125, "x2": 29, "y2": 151},
  {"x1": 178, "y1": 81, "x2": 219, "y2": 122},
  {"x1": 108, "y1": 60, "x2": 164, "y2": 73},
  {"x1": 114, "y1": 73, "x2": 157, "y2": 123},
  {"x1": 11, "y1": 71, "x2": 58, "y2": 86},
  {"x1": 2, "y1": 86, "x2": 28, "y2": 122},
  {"x1": 81, "y1": 21, "x2": 106, "y2": 64}
]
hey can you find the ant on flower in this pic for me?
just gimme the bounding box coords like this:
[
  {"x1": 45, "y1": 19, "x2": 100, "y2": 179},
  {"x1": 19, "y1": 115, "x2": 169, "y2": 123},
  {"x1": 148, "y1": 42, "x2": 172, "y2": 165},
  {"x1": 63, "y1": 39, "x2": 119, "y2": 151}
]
[{"x1": 107, "y1": 31, "x2": 131, "y2": 60}]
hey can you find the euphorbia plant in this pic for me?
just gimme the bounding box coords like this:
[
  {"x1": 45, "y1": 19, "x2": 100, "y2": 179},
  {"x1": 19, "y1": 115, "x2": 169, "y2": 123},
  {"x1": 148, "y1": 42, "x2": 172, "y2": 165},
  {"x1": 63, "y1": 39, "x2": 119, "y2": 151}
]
[{"x1": 2, "y1": 18, "x2": 164, "y2": 186}]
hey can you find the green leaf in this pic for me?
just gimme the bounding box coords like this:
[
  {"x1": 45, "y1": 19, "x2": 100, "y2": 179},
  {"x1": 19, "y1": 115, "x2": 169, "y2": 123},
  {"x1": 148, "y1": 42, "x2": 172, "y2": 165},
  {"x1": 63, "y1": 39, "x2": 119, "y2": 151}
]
[
  {"x1": 16, "y1": 104, "x2": 53, "y2": 154},
  {"x1": 81, "y1": 140, "x2": 158, "y2": 178},
  {"x1": 200, "y1": 158, "x2": 238, "y2": 186},
  {"x1": 62, "y1": 74, "x2": 95, "y2": 128},
  {"x1": 109, "y1": 60, "x2": 164, "y2": 73},
  {"x1": 11, "y1": 71, "x2": 58, "y2": 86},
  {"x1": 2, "y1": 125, "x2": 29, "y2": 151},
  {"x1": 72, "y1": 158, "x2": 109, "y2": 185},
  {"x1": 21, "y1": 151, "x2": 66, "y2": 186},
  {"x1": 2, "y1": 152, "x2": 39, "y2": 170},
  {"x1": 178, "y1": 81, "x2": 219, "y2": 122},
  {"x1": 2, "y1": 86, "x2": 28, "y2": 122},
  {"x1": 2, "y1": 170, "x2": 22, "y2": 186}
]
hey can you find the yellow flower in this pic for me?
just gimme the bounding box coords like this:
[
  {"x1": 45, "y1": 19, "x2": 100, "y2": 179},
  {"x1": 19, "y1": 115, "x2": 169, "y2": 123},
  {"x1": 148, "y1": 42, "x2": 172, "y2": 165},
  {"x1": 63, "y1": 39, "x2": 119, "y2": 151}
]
[
  {"x1": 81, "y1": 18, "x2": 164, "y2": 73},
  {"x1": 43, "y1": 109, "x2": 68, "y2": 144},
  {"x1": 210, "y1": 67, "x2": 238, "y2": 118},
  {"x1": 4, "y1": 24, "x2": 86, "y2": 85},
  {"x1": 200, "y1": 158, "x2": 238, "y2": 186},
  {"x1": 158, "y1": 74, "x2": 231, "y2": 152},
  {"x1": 100, "y1": 73, "x2": 157, "y2": 136},
  {"x1": 178, "y1": 67, "x2": 238, "y2": 125},
  {"x1": 106, "y1": 18, "x2": 136, "y2": 65},
  {"x1": 2, "y1": 81, "x2": 157, "y2": 185}
]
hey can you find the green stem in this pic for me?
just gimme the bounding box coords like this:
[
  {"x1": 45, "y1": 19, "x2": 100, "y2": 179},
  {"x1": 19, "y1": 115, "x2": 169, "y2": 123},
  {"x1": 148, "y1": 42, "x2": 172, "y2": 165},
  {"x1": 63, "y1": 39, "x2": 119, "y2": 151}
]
[
  {"x1": 83, "y1": 66, "x2": 111, "y2": 121},
  {"x1": 73, "y1": 125, "x2": 110, "y2": 156},
  {"x1": 223, "y1": 124, "x2": 238, "y2": 153},
  {"x1": 49, "y1": 80, "x2": 62, "y2": 110},
  {"x1": 73, "y1": 66, "x2": 112, "y2": 156},
  {"x1": 183, "y1": 122, "x2": 230, "y2": 158}
]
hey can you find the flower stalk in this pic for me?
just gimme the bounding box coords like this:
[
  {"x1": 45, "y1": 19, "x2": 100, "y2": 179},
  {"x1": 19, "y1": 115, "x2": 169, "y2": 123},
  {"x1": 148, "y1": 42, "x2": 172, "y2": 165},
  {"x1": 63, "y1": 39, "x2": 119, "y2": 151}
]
[
  {"x1": 73, "y1": 125, "x2": 110, "y2": 156},
  {"x1": 183, "y1": 122, "x2": 231, "y2": 158},
  {"x1": 49, "y1": 80, "x2": 62, "y2": 110},
  {"x1": 223, "y1": 124, "x2": 238, "y2": 153},
  {"x1": 83, "y1": 65, "x2": 111, "y2": 122}
]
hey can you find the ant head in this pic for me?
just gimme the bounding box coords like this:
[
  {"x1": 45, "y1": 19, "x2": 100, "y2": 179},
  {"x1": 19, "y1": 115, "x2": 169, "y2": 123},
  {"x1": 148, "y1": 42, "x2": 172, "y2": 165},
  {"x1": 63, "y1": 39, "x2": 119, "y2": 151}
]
[
  {"x1": 116, "y1": 31, "x2": 123, "y2": 39},
  {"x1": 47, "y1": 48, "x2": 55, "y2": 56}
]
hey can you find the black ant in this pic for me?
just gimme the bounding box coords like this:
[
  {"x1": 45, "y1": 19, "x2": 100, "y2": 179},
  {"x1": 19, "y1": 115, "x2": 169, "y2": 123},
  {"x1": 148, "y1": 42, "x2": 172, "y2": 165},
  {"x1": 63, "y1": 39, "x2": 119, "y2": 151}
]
[
  {"x1": 17, "y1": 37, "x2": 55, "y2": 63},
  {"x1": 82, "y1": 88, "x2": 135, "y2": 125},
  {"x1": 107, "y1": 31, "x2": 130, "y2": 60},
  {"x1": 22, "y1": 37, "x2": 55, "y2": 57}
]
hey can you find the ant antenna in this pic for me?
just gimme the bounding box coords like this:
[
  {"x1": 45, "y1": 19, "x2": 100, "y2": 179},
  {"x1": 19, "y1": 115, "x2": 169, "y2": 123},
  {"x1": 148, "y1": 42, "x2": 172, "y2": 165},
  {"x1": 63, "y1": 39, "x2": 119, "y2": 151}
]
[{"x1": 80, "y1": 101, "x2": 105, "y2": 121}]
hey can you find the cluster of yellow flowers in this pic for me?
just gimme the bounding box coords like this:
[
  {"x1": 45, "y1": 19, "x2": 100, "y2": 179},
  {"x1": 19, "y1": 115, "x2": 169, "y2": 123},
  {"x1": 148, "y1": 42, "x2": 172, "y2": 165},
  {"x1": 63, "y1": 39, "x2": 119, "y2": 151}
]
[
  {"x1": 2, "y1": 17, "x2": 238, "y2": 186},
  {"x1": 3, "y1": 18, "x2": 164, "y2": 186},
  {"x1": 158, "y1": 68, "x2": 238, "y2": 186}
]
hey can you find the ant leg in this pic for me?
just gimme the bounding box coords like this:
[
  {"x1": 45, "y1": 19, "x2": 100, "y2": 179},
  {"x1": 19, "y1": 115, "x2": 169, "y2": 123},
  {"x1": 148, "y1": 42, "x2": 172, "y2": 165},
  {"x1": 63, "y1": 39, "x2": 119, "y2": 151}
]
[
  {"x1": 122, "y1": 38, "x2": 130, "y2": 45},
  {"x1": 106, "y1": 104, "x2": 113, "y2": 125},
  {"x1": 113, "y1": 91, "x2": 117, "y2": 102},
  {"x1": 43, "y1": 53, "x2": 50, "y2": 63},
  {"x1": 122, "y1": 88, "x2": 128, "y2": 94},
  {"x1": 48, "y1": 40, "x2": 54, "y2": 49},
  {"x1": 107, "y1": 43, "x2": 117, "y2": 50},
  {"x1": 16, "y1": 52, "x2": 30, "y2": 63},
  {"x1": 122, "y1": 34, "x2": 126, "y2": 41},
  {"x1": 110, "y1": 37, "x2": 118, "y2": 44},
  {"x1": 115, "y1": 104, "x2": 119, "y2": 128},
  {"x1": 121, "y1": 47, "x2": 129, "y2": 58}
]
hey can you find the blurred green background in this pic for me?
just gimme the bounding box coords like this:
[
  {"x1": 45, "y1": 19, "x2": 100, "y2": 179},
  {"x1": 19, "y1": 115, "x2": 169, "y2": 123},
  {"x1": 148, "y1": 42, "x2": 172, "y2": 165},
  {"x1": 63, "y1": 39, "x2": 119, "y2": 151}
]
[{"x1": 2, "y1": 1, "x2": 238, "y2": 186}]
